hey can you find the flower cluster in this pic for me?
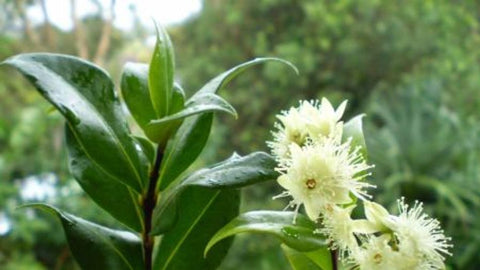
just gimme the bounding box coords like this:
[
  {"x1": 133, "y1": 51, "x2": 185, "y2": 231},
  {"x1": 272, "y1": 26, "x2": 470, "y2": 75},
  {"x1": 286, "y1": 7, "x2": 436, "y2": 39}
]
[{"x1": 268, "y1": 98, "x2": 452, "y2": 269}]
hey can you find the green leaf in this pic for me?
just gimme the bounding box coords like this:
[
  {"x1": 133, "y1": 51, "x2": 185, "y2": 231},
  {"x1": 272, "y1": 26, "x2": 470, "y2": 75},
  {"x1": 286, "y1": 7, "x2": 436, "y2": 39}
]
[
  {"x1": 153, "y1": 57, "x2": 295, "y2": 188},
  {"x1": 281, "y1": 245, "x2": 332, "y2": 270},
  {"x1": 66, "y1": 127, "x2": 143, "y2": 232},
  {"x1": 192, "y1": 57, "x2": 298, "y2": 98},
  {"x1": 205, "y1": 211, "x2": 327, "y2": 256},
  {"x1": 143, "y1": 83, "x2": 186, "y2": 145},
  {"x1": 3, "y1": 53, "x2": 147, "y2": 193},
  {"x1": 146, "y1": 93, "x2": 236, "y2": 133},
  {"x1": 145, "y1": 93, "x2": 231, "y2": 146},
  {"x1": 149, "y1": 23, "x2": 175, "y2": 118},
  {"x1": 153, "y1": 187, "x2": 239, "y2": 270},
  {"x1": 157, "y1": 113, "x2": 213, "y2": 191},
  {"x1": 121, "y1": 62, "x2": 156, "y2": 128},
  {"x1": 343, "y1": 114, "x2": 368, "y2": 157},
  {"x1": 181, "y1": 151, "x2": 278, "y2": 188},
  {"x1": 282, "y1": 245, "x2": 321, "y2": 270},
  {"x1": 121, "y1": 63, "x2": 186, "y2": 144},
  {"x1": 151, "y1": 152, "x2": 278, "y2": 234},
  {"x1": 25, "y1": 204, "x2": 144, "y2": 270},
  {"x1": 171, "y1": 82, "x2": 186, "y2": 113},
  {"x1": 133, "y1": 136, "x2": 155, "y2": 165}
]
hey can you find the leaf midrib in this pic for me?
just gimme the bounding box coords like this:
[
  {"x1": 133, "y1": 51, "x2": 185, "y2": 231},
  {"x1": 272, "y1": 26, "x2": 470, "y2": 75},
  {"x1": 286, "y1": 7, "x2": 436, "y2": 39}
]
[
  {"x1": 63, "y1": 213, "x2": 136, "y2": 270},
  {"x1": 68, "y1": 123, "x2": 144, "y2": 231},
  {"x1": 161, "y1": 191, "x2": 221, "y2": 270},
  {"x1": 28, "y1": 58, "x2": 145, "y2": 191}
]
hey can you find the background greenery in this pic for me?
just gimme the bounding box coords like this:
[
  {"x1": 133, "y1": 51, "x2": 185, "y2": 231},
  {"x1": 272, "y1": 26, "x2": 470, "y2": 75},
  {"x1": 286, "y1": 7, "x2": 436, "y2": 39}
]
[{"x1": 1, "y1": 0, "x2": 479, "y2": 269}]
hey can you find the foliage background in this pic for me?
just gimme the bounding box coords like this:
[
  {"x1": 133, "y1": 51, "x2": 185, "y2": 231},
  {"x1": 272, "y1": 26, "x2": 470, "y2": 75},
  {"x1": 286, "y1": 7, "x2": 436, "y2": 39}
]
[{"x1": 1, "y1": 0, "x2": 479, "y2": 269}]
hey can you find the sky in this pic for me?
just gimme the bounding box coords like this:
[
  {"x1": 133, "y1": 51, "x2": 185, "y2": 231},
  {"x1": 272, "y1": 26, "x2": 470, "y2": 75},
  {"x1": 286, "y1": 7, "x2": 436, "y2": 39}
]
[{"x1": 27, "y1": 0, "x2": 203, "y2": 31}]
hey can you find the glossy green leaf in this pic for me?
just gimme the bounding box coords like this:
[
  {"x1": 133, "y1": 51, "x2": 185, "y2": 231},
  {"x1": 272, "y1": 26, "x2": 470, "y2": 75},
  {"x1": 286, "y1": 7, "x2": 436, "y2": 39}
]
[
  {"x1": 121, "y1": 63, "x2": 186, "y2": 144},
  {"x1": 282, "y1": 245, "x2": 332, "y2": 270},
  {"x1": 149, "y1": 23, "x2": 174, "y2": 118},
  {"x1": 66, "y1": 127, "x2": 143, "y2": 232},
  {"x1": 143, "y1": 83, "x2": 186, "y2": 145},
  {"x1": 146, "y1": 93, "x2": 236, "y2": 132},
  {"x1": 26, "y1": 204, "x2": 144, "y2": 270},
  {"x1": 205, "y1": 211, "x2": 327, "y2": 256},
  {"x1": 157, "y1": 113, "x2": 213, "y2": 190},
  {"x1": 153, "y1": 187, "x2": 239, "y2": 270},
  {"x1": 134, "y1": 136, "x2": 155, "y2": 165},
  {"x1": 171, "y1": 82, "x2": 186, "y2": 113},
  {"x1": 3, "y1": 53, "x2": 147, "y2": 193},
  {"x1": 343, "y1": 114, "x2": 368, "y2": 157},
  {"x1": 151, "y1": 152, "x2": 278, "y2": 234},
  {"x1": 180, "y1": 151, "x2": 278, "y2": 188},
  {"x1": 121, "y1": 62, "x2": 156, "y2": 128},
  {"x1": 192, "y1": 57, "x2": 298, "y2": 98}
]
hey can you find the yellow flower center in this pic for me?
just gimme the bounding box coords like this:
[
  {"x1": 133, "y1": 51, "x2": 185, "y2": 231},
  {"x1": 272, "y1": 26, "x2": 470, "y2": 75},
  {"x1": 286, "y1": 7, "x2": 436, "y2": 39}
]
[
  {"x1": 373, "y1": 253, "x2": 382, "y2": 264},
  {"x1": 306, "y1": 179, "x2": 316, "y2": 189}
]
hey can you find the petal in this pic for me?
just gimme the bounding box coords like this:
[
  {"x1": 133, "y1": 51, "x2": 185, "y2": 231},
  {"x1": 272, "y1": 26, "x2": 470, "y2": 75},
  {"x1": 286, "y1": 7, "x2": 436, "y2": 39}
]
[
  {"x1": 351, "y1": 219, "x2": 383, "y2": 234},
  {"x1": 335, "y1": 100, "x2": 348, "y2": 121},
  {"x1": 364, "y1": 201, "x2": 390, "y2": 227}
]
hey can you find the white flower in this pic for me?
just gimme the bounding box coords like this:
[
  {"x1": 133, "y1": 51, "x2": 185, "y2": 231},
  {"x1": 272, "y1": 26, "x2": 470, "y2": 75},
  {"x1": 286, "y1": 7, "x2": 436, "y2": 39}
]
[
  {"x1": 268, "y1": 98, "x2": 347, "y2": 163},
  {"x1": 301, "y1": 98, "x2": 347, "y2": 142},
  {"x1": 363, "y1": 200, "x2": 392, "y2": 232},
  {"x1": 353, "y1": 234, "x2": 417, "y2": 270},
  {"x1": 268, "y1": 104, "x2": 310, "y2": 162},
  {"x1": 387, "y1": 198, "x2": 452, "y2": 269},
  {"x1": 320, "y1": 204, "x2": 357, "y2": 257},
  {"x1": 274, "y1": 139, "x2": 373, "y2": 220}
]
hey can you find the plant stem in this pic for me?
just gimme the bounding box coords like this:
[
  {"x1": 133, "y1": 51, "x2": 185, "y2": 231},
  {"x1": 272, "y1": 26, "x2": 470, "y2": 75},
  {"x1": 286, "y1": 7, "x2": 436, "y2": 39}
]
[
  {"x1": 142, "y1": 146, "x2": 163, "y2": 270},
  {"x1": 330, "y1": 249, "x2": 338, "y2": 270}
]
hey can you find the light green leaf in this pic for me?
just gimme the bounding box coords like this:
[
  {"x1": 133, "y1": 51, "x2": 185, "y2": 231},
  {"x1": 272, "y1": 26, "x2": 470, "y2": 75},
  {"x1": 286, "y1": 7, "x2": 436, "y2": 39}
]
[
  {"x1": 151, "y1": 152, "x2": 278, "y2": 234},
  {"x1": 205, "y1": 211, "x2": 327, "y2": 256},
  {"x1": 153, "y1": 187, "x2": 239, "y2": 270},
  {"x1": 157, "y1": 113, "x2": 213, "y2": 191},
  {"x1": 3, "y1": 53, "x2": 147, "y2": 193},
  {"x1": 282, "y1": 245, "x2": 328, "y2": 270},
  {"x1": 65, "y1": 127, "x2": 143, "y2": 232},
  {"x1": 146, "y1": 93, "x2": 236, "y2": 133},
  {"x1": 149, "y1": 23, "x2": 175, "y2": 118},
  {"x1": 192, "y1": 57, "x2": 298, "y2": 98},
  {"x1": 121, "y1": 62, "x2": 156, "y2": 128},
  {"x1": 343, "y1": 114, "x2": 368, "y2": 157},
  {"x1": 25, "y1": 204, "x2": 144, "y2": 270},
  {"x1": 144, "y1": 82, "x2": 186, "y2": 145}
]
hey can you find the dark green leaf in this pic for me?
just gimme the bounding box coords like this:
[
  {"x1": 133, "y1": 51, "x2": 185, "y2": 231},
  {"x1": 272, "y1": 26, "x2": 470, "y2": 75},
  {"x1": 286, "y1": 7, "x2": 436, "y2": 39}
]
[
  {"x1": 151, "y1": 152, "x2": 277, "y2": 234},
  {"x1": 121, "y1": 62, "x2": 156, "y2": 128},
  {"x1": 153, "y1": 187, "x2": 239, "y2": 270},
  {"x1": 25, "y1": 204, "x2": 144, "y2": 270},
  {"x1": 3, "y1": 53, "x2": 147, "y2": 193},
  {"x1": 281, "y1": 245, "x2": 331, "y2": 270},
  {"x1": 149, "y1": 23, "x2": 175, "y2": 118},
  {"x1": 192, "y1": 57, "x2": 298, "y2": 98},
  {"x1": 205, "y1": 211, "x2": 327, "y2": 256},
  {"x1": 66, "y1": 127, "x2": 143, "y2": 232},
  {"x1": 134, "y1": 136, "x2": 155, "y2": 165},
  {"x1": 157, "y1": 113, "x2": 213, "y2": 190},
  {"x1": 343, "y1": 114, "x2": 367, "y2": 157},
  {"x1": 181, "y1": 151, "x2": 277, "y2": 188}
]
